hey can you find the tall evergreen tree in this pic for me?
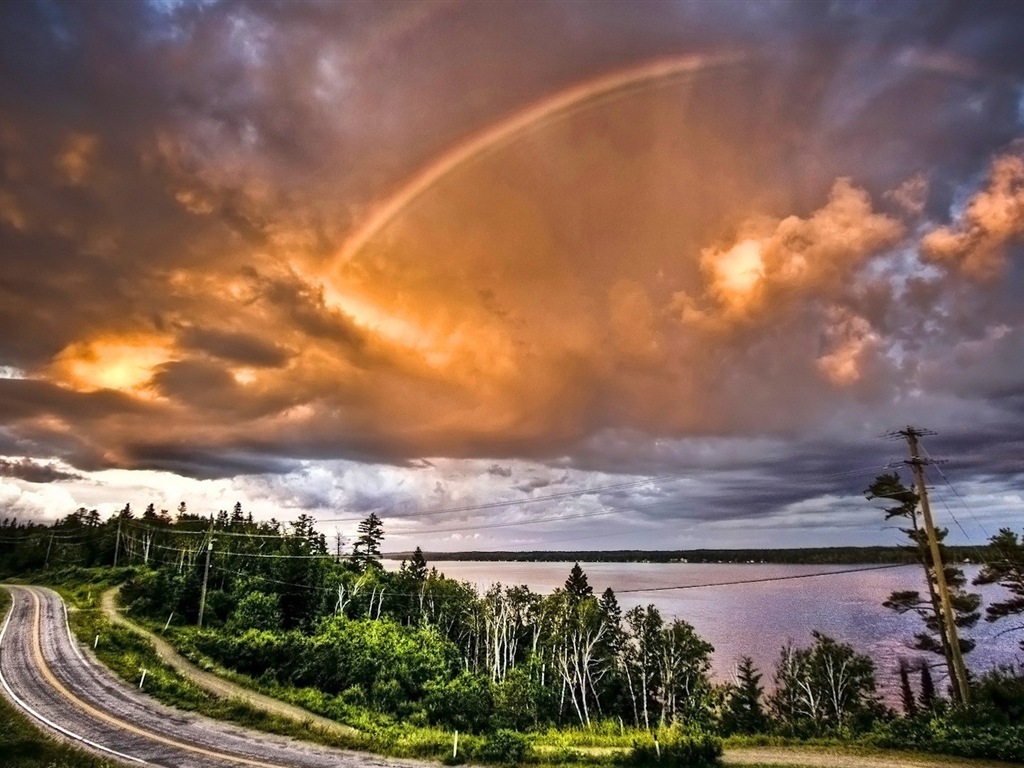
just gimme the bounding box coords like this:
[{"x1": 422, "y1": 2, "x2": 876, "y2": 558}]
[
  {"x1": 352, "y1": 513, "x2": 385, "y2": 572},
  {"x1": 919, "y1": 661, "x2": 937, "y2": 710},
  {"x1": 898, "y1": 659, "x2": 918, "y2": 717},
  {"x1": 407, "y1": 546, "x2": 428, "y2": 581},
  {"x1": 564, "y1": 562, "x2": 593, "y2": 602},
  {"x1": 724, "y1": 656, "x2": 767, "y2": 734}
]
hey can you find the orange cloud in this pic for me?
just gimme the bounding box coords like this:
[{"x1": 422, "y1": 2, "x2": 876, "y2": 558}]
[
  {"x1": 921, "y1": 148, "x2": 1024, "y2": 280},
  {"x1": 697, "y1": 179, "x2": 905, "y2": 321},
  {"x1": 50, "y1": 335, "x2": 174, "y2": 394}
]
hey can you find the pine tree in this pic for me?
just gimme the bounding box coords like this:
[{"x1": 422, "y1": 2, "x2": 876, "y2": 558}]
[
  {"x1": 974, "y1": 527, "x2": 1024, "y2": 652},
  {"x1": 352, "y1": 513, "x2": 384, "y2": 571},
  {"x1": 565, "y1": 562, "x2": 593, "y2": 602},
  {"x1": 919, "y1": 662, "x2": 936, "y2": 710},
  {"x1": 898, "y1": 658, "x2": 918, "y2": 717},
  {"x1": 408, "y1": 546, "x2": 428, "y2": 581},
  {"x1": 724, "y1": 656, "x2": 767, "y2": 734}
]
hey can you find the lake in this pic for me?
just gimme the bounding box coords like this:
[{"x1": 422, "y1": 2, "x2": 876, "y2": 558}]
[{"x1": 404, "y1": 559, "x2": 1022, "y2": 700}]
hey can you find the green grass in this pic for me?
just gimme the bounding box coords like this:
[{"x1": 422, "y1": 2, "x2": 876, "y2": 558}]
[{"x1": 0, "y1": 590, "x2": 116, "y2": 768}]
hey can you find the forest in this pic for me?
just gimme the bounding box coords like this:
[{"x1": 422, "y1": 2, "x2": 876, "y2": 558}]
[{"x1": 1, "y1": 482, "x2": 1023, "y2": 766}]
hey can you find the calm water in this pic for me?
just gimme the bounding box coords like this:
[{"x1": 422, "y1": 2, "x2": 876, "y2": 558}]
[{"x1": 406, "y1": 560, "x2": 1022, "y2": 700}]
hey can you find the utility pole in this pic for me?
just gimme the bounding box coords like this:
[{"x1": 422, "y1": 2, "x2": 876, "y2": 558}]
[
  {"x1": 197, "y1": 522, "x2": 214, "y2": 628},
  {"x1": 897, "y1": 426, "x2": 971, "y2": 705},
  {"x1": 113, "y1": 517, "x2": 122, "y2": 568},
  {"x1": 45, "y1": 531, "x2": 54, "y2": 569}
]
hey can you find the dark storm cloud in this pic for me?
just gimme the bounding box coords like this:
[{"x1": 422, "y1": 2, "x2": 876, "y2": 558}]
[
  {"x1": 0, "y1": 378, "x2": 146, "y2": 422},
  {"x1": 177, "y1": 326, "x2": 292, "y2": 368},
  {"x1": 0, "y1": 457, "x2": 81, "y2": 483},
  {"x1": 123, "y1": 443, "x2": 298, "y2": 480}
]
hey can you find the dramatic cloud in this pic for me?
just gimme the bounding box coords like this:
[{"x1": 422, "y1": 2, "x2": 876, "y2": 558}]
[
  {"x1": 1, "y1": 0, "x2": 1023, "y2": 548},
  {"x1": 922, "y1": 147, "x2": 1024, "y2": 280}
]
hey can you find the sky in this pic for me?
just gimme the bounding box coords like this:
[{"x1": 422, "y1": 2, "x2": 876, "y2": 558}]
[{"x1": 1, "y1": 0, "x2": 1024, "y2": 552}]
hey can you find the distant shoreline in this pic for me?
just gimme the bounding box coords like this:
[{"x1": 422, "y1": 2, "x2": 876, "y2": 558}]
[{"x1": 382, "y1": 545, "x2": 988, "y2": 565}]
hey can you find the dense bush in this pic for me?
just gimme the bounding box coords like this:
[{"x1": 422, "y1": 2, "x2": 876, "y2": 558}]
[
  {"x1": 624, "y1": 726, "x2": 722, "y2": 768},
  {"x1": 870, "y1": 666, "x2": 1024, "y2": 763},
  {"x1": 971, "y1": 665, "x2": 1024, "y2": 725},
  {"x1": 424, "y1": 672, "x2": 495, "y2": 732},
  {"x1": 493, "y1": 664, "x2": 555, "y2": 731},
  {"x1": 477, "y1": 729, "x2": 532, "y2": 764},
  {"x1": 178, "y1": 615, "x2": 461, "y2": 711},
  {"x1": 871, "y1": 712, "x2": 1024, "y2": 763}
]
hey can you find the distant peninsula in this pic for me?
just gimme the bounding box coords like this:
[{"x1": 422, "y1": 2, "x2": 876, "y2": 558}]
[{"x1": 383, "y1": 546, "x2": 989, "y2": 565}]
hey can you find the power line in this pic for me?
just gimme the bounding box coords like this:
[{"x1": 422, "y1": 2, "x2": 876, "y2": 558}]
[
  {"x1": 616, "y1": 563, "x2": 913, "y2": 594},
  {"x1": 920, "y1": 444, "x2": 991, "y2": 540}
]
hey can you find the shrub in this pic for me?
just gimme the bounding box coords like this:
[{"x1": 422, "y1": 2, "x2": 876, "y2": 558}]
[
  {"x1": 228, "y1": 591, "x2": 282, "y2": 633},
  {"x1": 424, "y1": 672, "x2": 494, "y2": 732},
  {"x1": 971, "y1": 665, "x2": 1024, "y2": 725},
  {"x1": 870, "y1": 710, "x2": 1024, "y2": 763},
  {"x1": 624, "y1": 726, "x2": 722, "y2": 768},
  {"x1": 477, "y1": 729, "x2": 532, "y2": 764}
]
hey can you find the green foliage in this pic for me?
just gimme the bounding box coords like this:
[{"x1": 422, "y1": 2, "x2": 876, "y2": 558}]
[
  {"x1": 184, "y1": 614, "x2": 461, "y2": 709},
  {"x1": 769, "y1": 632, "x2": 883, "y2": 736},
  {"x1": 618, "y1": 605, "x2": 715, "y2": 730},
  {"x1": 352, "y1": 513, "x2": 385, "y2": 572},
  {"x1": 975, "y1": 527, "x2": 1024, "y2": 651},
  {"x1": 624, "y1": 726, "x2": 722, "y2": 768},
  {"x1": 722, "y1": 656, "x2": 767, "y2": 735},
  {"x1": 870, "y1": 710, "x2": 1024, "y2": 763},
  {"x1": 402, "y1": 546, "x2": 429, "y2": 581},
  {"x1": 228, "y1": 591, "x2": 282, "y2": 633},
  {"x1": 424, "y1": 672, "x2": 495, "y2": 732},
  {"x1": 970, "y1": 665, "x2": 1024, "y2": 726},
  {"x1": 477, "y1": 729, "x2": 532, "y2": 764},
  {"x1": 565, "y1": 562, "x2": 594, "y2": 602},
  {"x1": 493, "y1": 663, "x2": 554, "y2": 731}
]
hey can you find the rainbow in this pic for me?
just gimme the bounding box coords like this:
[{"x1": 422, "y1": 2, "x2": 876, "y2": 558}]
[{"x1": 337, "y1": 52, "x2": 743, "y2": 263}]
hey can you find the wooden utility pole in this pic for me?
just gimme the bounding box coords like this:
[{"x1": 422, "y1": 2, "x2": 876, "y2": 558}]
[
  {"x1": 898, "y1": 426, "x2": 971, "y2": 705},
  {"x1": 197, "y1": 522, "x2": 214, "y2": 628}
]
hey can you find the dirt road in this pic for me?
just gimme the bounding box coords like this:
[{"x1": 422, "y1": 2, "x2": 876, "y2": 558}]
[{"x1": 100, "y1": 586, "x2": 357, "y2": 738}]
